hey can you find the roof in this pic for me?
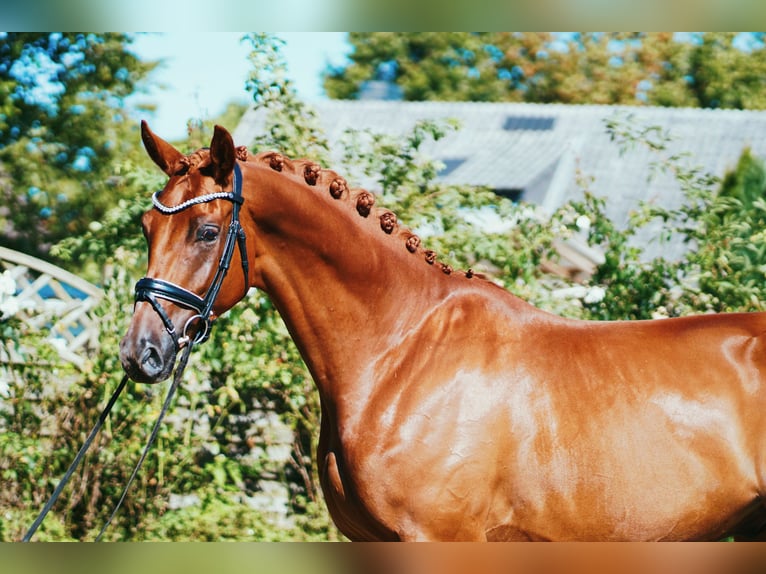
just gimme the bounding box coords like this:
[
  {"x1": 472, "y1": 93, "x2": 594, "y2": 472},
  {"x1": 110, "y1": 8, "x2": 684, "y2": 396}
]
[{"x1": 233, "y1": 100, "x2": 766, "y2": 261}]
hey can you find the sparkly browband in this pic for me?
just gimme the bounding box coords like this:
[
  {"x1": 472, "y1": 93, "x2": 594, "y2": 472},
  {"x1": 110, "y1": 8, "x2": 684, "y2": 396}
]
[{"x1": 151, "y1": 190, "x2": 243, "y2": 214}]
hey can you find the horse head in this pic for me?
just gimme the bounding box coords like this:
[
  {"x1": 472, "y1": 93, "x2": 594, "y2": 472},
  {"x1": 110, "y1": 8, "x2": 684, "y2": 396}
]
[{"x1": 120, "y1": 121, "x2": 250, "y2": 383}]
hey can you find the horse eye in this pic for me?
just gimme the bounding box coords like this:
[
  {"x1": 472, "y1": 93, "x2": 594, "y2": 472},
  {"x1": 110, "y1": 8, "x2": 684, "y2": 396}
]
[{"x1": 197, "y1": 225, "x2": 220, "y2": 242}]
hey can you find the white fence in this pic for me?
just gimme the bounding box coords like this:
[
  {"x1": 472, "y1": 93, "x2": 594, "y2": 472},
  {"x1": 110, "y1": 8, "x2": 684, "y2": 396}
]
[{"x1": 0, "y1": 246, "x2": 103, "y2": 369}]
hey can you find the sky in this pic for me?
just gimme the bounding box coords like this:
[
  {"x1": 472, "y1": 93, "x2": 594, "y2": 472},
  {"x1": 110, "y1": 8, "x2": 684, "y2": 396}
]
[{"x1": 129, "y1": 32, "x2": 351, "y2": 140}]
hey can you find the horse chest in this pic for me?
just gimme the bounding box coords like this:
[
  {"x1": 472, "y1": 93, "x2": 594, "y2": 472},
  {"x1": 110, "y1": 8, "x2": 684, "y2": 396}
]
[{"x1": 319, "y1": 449, "x2": 399, "y2": 541}]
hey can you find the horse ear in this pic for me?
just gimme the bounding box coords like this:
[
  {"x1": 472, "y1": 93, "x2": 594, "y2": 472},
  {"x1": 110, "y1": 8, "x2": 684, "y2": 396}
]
[
  {"x1": 209, "y1": 125, "x2": 235, "y2": 185},
  {"x1": 141, "y1": 120, "x2": 183, "y2": 176}
]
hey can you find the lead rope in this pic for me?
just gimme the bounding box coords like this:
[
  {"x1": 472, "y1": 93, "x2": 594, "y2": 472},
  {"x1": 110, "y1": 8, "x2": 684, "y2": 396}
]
[
  {"x1": 94, "y1": 341, "x2": 193, "y2": 541},
  {"x1": 22, "y1": 341, "x2": 194, "y2": 542},
  {"x1": 22, "y1": 374, "x2": 130, "y2": 541}
]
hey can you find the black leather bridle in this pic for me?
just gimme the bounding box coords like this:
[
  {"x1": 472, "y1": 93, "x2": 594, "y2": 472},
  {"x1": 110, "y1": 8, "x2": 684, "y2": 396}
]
[{"x1": 134, "y1": 162, "x2": 249, "y2": 347}]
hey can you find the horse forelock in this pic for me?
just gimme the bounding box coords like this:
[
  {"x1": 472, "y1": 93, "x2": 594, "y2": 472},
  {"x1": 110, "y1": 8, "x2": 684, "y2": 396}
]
[
  {"x1": 178, "y1": 149, "x2": 211, "y2": 172},
  {"x1": 249, "y1": 150, "x2": 477, "y2": 280}
]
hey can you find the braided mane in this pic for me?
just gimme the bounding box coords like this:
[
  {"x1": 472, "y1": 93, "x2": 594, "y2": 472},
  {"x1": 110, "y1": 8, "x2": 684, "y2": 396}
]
[{"x1": 242, "y1": 148, "x2": 476, "y2": 280}]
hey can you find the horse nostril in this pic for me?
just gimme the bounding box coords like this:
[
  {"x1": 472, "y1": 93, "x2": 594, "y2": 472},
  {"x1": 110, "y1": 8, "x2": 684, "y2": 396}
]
[{"x1": 140, "y1": 345, "x2": 164, "y2": 376}]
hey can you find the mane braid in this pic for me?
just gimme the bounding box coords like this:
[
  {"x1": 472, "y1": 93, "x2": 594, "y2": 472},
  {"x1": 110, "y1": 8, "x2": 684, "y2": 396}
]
[{"x1": 250, "y1": 150, "x2": 478, "y2": 280}]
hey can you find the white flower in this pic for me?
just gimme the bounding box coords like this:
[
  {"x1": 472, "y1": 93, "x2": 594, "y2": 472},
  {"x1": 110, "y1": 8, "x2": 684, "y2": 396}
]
[
  {"x1": 584, "y1": 286, "x2": 606, "y2": 304},
  {"x1": 0, "y1": 271, "x2": 15, "y2": 296},
  {"x1": 0, "y1": 297, "x2": 19, "y2": 319},
  {"x1": 575, "y1": 215, "x2": 592, "y2": 231}
]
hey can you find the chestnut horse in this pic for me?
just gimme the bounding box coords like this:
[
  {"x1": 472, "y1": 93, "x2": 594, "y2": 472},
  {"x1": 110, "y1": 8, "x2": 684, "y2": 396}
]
[{"x1": 120, "y1": 122, "x2": 766, "y2": 541}]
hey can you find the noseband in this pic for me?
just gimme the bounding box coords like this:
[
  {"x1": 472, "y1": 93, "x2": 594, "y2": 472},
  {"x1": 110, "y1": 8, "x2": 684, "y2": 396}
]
[{"x1": 134, "y1": 162, "x2": 249, "y2": 347}]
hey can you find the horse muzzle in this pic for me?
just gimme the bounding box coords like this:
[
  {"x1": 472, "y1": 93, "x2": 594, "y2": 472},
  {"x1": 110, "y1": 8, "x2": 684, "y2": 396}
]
[{"x1": 119, "y1": 309, "x2": 178, "y2": 384}]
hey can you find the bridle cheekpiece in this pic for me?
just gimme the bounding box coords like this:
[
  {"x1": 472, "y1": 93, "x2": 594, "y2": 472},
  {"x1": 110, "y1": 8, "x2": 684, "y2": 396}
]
[{"x1": 134, "y1": 161, "x2": 249, "y2": 348}]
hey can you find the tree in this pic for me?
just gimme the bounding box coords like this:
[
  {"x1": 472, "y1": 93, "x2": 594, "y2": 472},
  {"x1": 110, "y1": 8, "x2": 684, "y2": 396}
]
[
  {"x1": 324, "y1": 32, "x2": 536, "y2": 102},
  {"x1": 324, "y1": 33, "x2": 766, "y2": 110},
  {"x1": 685, "y1": 33, "x2": 766, "y2": 109},
  {"x1": 0, "y1": 33, "x2": 155, "y2": 260}
]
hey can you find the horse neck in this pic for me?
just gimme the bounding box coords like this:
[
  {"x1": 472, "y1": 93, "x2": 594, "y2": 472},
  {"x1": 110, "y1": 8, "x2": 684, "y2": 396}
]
[{"x1": 240, "y1": 156, "x2": 451, "y2": 409}]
